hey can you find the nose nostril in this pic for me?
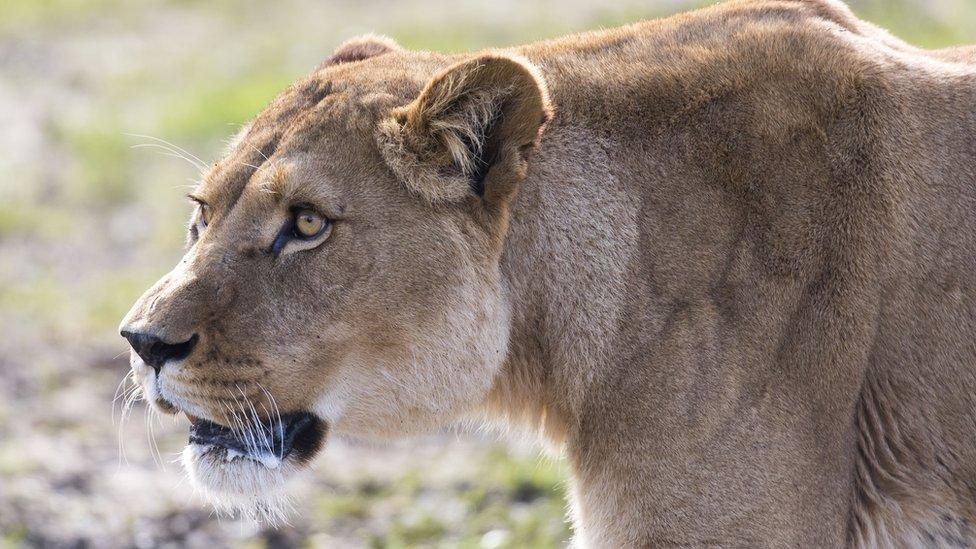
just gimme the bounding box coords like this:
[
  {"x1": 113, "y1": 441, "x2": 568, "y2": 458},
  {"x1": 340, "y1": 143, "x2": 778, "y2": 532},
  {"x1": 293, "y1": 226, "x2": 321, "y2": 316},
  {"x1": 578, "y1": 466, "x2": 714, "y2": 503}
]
[{"x1": 121, "y1": 331, "x2": 199, "y2": 372}]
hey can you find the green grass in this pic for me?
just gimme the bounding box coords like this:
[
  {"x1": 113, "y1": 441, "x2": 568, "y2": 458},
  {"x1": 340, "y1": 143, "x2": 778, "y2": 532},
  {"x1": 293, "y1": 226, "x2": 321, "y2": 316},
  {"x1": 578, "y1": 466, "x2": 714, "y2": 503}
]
[{"x1": 311, "y1": 449, "x2": 570, "y2": 548}]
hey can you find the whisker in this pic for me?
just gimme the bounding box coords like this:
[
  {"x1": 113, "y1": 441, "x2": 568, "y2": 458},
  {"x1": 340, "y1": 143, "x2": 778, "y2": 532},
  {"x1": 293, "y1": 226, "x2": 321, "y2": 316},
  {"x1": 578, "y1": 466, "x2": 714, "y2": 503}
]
[
  {"x1": 230, "y1": 392, "x2": 255, "y2": 457},
  {"x1": 239, "y1": 386, "x2": 270, "y2": 456},
  {"x1": 113, "y1": 383, "x2": 138, "y2": 429},
  {"x1": 246, "y1": 141, "x2": 272, "y2": 164},
  {"x1": 112, "y1": 371, "x2": 134, "y2": 422},
  {"x1": 130, "y1": 143, "x2": 207, "y2": 173},
  {"x1": 220, "y1": 399, "x2": 244, "y2": 442},
  {"x1": 124, "y1": 133, "x2": 208, "y2": 168},
  {"x1": 146, "y1": 404, "x2": 166, "y2": 470},
  {"x1": 227, "y1": 394, "x2": 257, "y2": 457},
  {"x1": 257, "y1": 383, "x2": 284, "y2": 460},
  {"x1": 117, "y1": 380, "x2": 143, "y2": 468},
  {"x1": 242, "y1": 141, "x2": 284, "y2": 182}
]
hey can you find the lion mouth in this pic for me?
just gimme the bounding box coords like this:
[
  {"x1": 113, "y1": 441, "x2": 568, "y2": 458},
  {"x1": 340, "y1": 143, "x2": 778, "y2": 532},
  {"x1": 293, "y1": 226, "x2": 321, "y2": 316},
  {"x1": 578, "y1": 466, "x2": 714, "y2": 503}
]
[{"x1": 187, "y1": 412, "x2": 325, "y2": 467}]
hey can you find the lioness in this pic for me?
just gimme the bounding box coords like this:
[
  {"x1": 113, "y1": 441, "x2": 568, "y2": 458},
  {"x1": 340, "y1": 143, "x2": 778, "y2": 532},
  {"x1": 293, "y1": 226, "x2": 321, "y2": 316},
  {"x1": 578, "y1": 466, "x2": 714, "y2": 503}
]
[{"x1": 119, "y1": 0, "x2": 976, "y2": 545}]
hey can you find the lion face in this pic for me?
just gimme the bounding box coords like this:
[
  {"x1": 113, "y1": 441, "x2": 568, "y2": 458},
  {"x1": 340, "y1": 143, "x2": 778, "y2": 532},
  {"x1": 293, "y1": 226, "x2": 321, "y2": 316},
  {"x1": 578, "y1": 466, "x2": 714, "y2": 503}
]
[{"x1": 119, "y1": 38, "x2": 550, "y2": 516}]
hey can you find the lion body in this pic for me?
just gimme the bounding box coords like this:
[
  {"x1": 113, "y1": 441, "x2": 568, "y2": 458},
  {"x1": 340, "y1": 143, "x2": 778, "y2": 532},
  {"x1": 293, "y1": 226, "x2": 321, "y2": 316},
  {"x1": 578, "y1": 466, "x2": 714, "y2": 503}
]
[
  {"x1": 488, "y1": 2, "x2": 976, "y2": 545},
  {"x1": 120, "y1": 0, "x2": 976, "y2": 545}
]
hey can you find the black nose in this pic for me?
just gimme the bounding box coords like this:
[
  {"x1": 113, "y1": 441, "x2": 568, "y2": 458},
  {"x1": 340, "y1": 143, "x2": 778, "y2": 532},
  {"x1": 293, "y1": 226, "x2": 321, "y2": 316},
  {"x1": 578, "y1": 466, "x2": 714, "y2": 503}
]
[{"x1": 120, "y1": 330, "x2": 199, "y2": 372}]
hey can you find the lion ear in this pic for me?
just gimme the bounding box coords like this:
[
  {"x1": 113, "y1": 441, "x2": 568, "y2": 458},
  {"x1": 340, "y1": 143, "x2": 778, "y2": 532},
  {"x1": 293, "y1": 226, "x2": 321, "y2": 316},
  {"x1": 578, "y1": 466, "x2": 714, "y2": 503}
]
[
  {"x1": 377, "y1": 53, "x2": 552, "y2": 204},
  {"x1": 319, "y1": 34, "x2": 400, "y2": 68}
]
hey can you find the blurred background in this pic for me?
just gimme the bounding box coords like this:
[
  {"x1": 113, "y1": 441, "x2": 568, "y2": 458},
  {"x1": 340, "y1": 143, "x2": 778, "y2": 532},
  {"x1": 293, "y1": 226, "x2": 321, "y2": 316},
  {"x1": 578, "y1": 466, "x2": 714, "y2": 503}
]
[{"x1": 0, "y1": 0, "x2": 974, "y2": 547}]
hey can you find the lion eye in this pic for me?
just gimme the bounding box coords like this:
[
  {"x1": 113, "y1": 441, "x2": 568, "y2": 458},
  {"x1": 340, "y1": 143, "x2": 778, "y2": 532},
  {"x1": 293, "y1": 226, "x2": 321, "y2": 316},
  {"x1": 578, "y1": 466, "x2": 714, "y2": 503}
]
[
  {"x1": 271, "y1": 206, "x2": 332, "y2": 256},
  {"x1": 294, "y1": 209, "x2": 326, "y2": 238},
  {"x1": 199, "y1": 204, "x2": 213, "y2": 227}
]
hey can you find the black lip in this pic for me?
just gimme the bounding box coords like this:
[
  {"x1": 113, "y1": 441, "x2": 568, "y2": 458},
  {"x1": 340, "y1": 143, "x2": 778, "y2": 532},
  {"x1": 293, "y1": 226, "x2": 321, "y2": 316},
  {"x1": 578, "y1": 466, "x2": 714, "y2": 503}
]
[{"x1": 188, "y1": 412, "x2": 325, "y2": 463}]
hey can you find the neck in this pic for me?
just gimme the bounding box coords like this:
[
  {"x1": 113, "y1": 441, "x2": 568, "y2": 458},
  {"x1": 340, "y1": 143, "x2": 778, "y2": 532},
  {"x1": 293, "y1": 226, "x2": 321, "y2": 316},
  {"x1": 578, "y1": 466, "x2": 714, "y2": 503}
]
[{"x1": 479, "y1": 113, "x2": 624, "y2": 447}]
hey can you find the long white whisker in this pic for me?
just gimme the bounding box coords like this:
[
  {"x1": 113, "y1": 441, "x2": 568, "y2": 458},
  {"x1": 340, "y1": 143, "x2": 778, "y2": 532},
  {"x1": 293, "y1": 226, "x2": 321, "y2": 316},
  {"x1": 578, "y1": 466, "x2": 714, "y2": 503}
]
[
  {"x1": 231, "y1": 393, "x2": 255, "y2": 457},
  {"x1": 257, "y1": 383, "x2": 285, "y2": 460},
  {"x1": 130, "y1": 143, "x2": 207, "y2": 173},
  {"x1": 146, "y1": 404, "x2": 164, "y2": 469},
  {"x1": 257, "y1": 383, "x2": 284, "y2": 460},
  {"x1": 125, "y1": 133, "x2": 208, "y2": 168},
  {"x1": 239, "y1": 388, "x2": 263, "y2": 456},
  {"x1": 240, "y1": 387, "x2": 270, "y2": 456},
  {"x1": 118, "y1": 382, "x2": 143, "y2": 468},
  {"x1": 229, "y1": 392, "x2": 257, "y2": 457},
  {"x1": 112, "y1": 371, "x2": 135, "y2": 424},
  {"x1": 222, "y1": 399, "x2": 244, "y2": 440}
]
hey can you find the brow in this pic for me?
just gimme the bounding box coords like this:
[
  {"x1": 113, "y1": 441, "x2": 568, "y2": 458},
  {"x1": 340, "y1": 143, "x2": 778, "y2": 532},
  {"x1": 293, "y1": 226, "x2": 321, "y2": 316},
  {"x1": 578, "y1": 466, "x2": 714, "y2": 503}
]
[
  {"x1": 256, "y1": 163, "x2": 290, "y2": 198},
  {"x1": 256, "y1": 163, "x2": 337, "y2": 206}
]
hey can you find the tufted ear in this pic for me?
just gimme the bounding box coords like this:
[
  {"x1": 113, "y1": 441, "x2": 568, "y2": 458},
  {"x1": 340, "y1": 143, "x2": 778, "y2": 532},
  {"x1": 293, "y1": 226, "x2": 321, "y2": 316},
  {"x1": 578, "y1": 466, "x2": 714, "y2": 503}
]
[
  {"x1": 376, "y1": 53, "x2": 552, "y2": 204},
  {"x1": 319, "y1": 34, "x2": 400, "y2": 68}
]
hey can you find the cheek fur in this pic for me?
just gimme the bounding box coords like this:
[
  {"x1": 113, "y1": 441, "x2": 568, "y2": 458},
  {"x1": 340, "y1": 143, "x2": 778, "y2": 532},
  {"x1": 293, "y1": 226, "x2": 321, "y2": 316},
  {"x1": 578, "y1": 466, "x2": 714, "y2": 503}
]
[{"x1": 325, "y1": 281, "x2": 511, "y2": 438}]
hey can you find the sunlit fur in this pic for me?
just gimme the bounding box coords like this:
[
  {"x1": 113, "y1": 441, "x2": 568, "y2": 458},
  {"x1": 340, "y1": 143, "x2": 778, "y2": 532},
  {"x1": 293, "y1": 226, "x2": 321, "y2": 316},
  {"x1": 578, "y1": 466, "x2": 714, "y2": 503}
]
[
  {"x1": 180, "y1": 444, "x2": 297, "y2": 525},
  {"x1": 119, "y1": 44, "x2": 534, "y2": 522},
  {"x1": 119, "y1": 0, "x2": 976, "y2": 545}
]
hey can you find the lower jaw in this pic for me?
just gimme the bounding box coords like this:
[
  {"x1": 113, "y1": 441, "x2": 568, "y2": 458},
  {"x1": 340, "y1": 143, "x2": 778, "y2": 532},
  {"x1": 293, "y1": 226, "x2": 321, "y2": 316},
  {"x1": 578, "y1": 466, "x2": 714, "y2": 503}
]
[
  {"x1": 185, "y1": 412, "x2": 328, "y2": 469},
  {"x1": 192, "y1": 442, "x2": 287, "y2": 469},
  {"x1": 180, "y1": 443, "x2": 299, "y2": 523}
]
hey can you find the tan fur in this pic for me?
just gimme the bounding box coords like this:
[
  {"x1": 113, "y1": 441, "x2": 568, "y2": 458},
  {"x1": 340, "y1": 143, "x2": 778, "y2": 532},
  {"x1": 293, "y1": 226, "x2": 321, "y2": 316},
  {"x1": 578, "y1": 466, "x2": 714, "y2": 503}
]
[
  {"x1": 121, "y1": 0, "x2": 976, "y2": 545},
  {"x1": 318, "y1": 33, "x2": 400, "y2": 68},
  {"x1": 378, "y1": 53, "x2": 551, "y2": 203}
]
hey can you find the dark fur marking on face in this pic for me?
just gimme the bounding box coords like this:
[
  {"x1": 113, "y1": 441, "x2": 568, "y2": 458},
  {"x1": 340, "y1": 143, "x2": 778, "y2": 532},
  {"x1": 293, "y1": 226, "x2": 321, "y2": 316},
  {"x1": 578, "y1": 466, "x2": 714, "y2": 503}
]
[
  {"x1": 270, "y1": 220, "x2": 294, "y2": 257},
  {"x1": 299, "y1": 80, "x2": 333, "y2": 107}
]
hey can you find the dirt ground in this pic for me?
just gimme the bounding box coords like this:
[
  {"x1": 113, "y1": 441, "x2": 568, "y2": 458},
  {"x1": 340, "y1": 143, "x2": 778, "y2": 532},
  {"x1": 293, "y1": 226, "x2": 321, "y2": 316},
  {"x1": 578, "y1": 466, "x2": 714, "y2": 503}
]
[{"x1": 1, "y1": 0, "x2": 972, "y2": 547}]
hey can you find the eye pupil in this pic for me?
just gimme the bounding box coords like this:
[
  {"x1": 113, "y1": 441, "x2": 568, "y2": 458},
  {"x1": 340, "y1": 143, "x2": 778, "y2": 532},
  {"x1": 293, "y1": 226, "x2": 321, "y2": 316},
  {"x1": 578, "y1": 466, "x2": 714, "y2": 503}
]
[{"x1": 295, "y1": 209, "x2": 325, "y2": 237}]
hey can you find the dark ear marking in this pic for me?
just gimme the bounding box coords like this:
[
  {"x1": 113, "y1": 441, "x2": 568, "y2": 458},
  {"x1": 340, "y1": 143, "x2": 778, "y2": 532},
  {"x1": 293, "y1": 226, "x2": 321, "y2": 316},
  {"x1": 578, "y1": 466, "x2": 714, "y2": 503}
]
[
  {"x1": 466, "y1": 110, "x2": 502, "y2": 196},
  {"x1": 469, "y1": 156, "x2": 490, "y2": 197}
]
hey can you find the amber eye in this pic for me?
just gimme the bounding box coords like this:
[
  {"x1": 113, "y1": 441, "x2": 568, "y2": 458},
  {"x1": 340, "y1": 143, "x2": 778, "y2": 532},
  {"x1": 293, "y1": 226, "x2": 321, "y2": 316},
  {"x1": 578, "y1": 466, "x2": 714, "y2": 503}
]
[{"x1": 294, "y1": 209, "x2": 326, "y2": 238}]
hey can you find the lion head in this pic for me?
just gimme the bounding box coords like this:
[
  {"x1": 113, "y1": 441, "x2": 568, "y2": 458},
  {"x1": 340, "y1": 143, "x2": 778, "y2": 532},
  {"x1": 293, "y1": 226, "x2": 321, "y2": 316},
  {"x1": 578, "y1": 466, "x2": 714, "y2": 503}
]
[{"x1": 119, "y1": 36, "x2": 551, "y2": 517}]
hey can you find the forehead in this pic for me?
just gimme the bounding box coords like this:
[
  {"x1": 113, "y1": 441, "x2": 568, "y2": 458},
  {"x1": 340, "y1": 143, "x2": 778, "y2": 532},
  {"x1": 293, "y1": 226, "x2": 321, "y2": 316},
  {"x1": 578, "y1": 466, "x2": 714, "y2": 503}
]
[{"x1": 194, "y1": 55, "x2": 440, "y2": 209}]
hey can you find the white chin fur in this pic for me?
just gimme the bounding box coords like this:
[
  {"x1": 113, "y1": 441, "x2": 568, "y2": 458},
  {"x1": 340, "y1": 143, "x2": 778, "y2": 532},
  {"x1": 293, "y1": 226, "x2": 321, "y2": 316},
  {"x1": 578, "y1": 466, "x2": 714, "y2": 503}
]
[{"x1": 181, "y1": 443, "x2": 302, "y2": 525}]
